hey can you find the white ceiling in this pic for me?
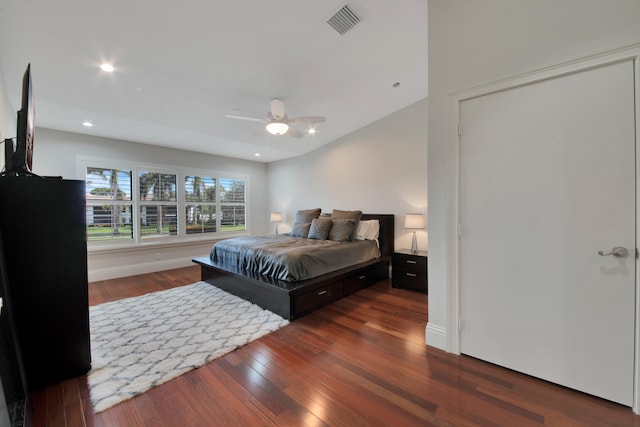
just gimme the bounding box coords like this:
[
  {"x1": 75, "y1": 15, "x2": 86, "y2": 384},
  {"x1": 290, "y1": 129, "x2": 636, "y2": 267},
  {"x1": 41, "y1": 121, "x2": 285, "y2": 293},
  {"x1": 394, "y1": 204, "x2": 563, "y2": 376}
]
[{"x1": 0, "y1": 0, "x2": 427, "y2": 163}]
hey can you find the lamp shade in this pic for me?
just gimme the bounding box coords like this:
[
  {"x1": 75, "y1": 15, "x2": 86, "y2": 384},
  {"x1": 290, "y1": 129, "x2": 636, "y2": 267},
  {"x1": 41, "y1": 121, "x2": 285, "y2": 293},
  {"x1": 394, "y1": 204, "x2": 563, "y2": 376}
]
[
  {"x1": 404, "y1": 213, "x2": 424, "y2": 229},
  {"x1": 270, "y1": 212, "x2": 282, "y2": 222},
  {"x1": 266, "y1": 122, "x2": 289, "y2": 135}
]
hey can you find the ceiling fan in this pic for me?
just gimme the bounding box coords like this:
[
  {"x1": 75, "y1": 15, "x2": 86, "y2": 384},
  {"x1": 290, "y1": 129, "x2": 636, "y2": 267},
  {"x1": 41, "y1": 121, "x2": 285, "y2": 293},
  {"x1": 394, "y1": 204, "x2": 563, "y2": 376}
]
[{"x1": 225, "y1": 98, "x2": 326, "y2": 138}]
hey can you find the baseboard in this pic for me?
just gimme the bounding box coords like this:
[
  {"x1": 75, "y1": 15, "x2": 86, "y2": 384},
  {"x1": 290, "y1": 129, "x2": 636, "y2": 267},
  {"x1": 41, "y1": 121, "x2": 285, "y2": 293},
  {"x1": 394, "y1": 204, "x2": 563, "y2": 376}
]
[
  {"x1": 88, "y1": 257, "x2": 195, "y2": 282},
  {"x1": 426, "y1": 322, "x2": 448, "y2": 351}
]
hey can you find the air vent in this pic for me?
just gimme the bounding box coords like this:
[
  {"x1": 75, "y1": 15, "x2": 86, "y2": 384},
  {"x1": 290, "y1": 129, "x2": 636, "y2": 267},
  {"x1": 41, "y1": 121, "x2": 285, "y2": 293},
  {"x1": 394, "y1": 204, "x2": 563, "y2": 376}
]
[{"x1": 327, "y1": 4, "x2": 360, "y2": 35}]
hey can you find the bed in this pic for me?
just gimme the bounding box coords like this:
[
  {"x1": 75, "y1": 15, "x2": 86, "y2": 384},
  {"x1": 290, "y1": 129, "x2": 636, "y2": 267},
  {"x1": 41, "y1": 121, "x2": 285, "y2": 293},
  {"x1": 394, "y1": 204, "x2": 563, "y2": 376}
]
[{"x1": 192, "y1": 213, "x2": 394, "y2": 320}]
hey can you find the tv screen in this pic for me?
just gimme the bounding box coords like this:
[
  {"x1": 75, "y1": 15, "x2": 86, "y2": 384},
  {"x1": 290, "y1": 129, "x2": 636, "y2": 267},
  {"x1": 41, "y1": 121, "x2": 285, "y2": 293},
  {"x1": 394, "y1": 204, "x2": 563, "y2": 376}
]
[{"x1": 4, "y1": 64, "x2": 34, "y2": 176}]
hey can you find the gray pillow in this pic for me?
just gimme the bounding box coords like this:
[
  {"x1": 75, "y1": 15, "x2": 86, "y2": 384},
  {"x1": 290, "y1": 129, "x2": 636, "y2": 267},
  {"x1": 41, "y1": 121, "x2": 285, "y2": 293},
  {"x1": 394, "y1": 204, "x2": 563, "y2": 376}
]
[
  {"x1": 290, "y1": 222, "x2": 311, "y2": 238},
  {"x1": 308, "y1": 218, "x2": 333, "y2": 240},
  {"x1": 296, "y1": 208, "x2": 321, "y2": 223},
  {"x1": 331, "y1": 209, "x2": 362, "y2": 241},
  {"x1": 328, "y1": 219, "x2": 355, "y2": 242}
]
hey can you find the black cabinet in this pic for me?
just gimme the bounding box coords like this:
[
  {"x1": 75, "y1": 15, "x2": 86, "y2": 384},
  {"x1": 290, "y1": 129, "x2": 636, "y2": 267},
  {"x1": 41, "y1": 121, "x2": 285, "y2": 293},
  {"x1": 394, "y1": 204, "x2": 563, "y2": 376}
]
[
  {"x1": 392, "y1": 249, "x2": 428, "y2": 293},
  {"x1": 0, "y1": 176, "x2": 90, "y2": 391}
]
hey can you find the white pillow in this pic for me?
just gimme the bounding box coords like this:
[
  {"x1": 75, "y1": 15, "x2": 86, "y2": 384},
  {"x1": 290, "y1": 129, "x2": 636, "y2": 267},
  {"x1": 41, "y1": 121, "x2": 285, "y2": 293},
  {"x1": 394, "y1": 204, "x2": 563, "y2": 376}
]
[{"x1": 355, "y1": 220, "x2": 379, "y2": 240}]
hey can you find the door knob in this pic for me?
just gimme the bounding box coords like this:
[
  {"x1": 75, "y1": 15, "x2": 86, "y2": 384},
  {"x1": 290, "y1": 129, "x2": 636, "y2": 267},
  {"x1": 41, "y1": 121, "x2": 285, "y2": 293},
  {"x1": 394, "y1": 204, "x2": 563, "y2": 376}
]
[{"x1": 598, "y1": 246, "x2": 628, "y2": 258}]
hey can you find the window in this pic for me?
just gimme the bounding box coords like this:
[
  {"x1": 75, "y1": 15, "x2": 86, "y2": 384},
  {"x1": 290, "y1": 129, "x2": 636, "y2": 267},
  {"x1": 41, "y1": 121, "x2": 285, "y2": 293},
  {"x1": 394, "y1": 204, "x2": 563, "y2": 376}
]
[
  {"x1": 185, "y1": 175, "x2": 216, "y2": 234},
  {"x1": 138, "y1": 171, "x2": 177, "y2": 238},
  {"x1": 84, "y1": 164, "x2": 247, "y2": 244},
  {"x1": 219, "y1": 178, "x2": 246, "y2": 232},
  {"x1": 85, "y1": 168, "x2": 133, "y2": 242}
]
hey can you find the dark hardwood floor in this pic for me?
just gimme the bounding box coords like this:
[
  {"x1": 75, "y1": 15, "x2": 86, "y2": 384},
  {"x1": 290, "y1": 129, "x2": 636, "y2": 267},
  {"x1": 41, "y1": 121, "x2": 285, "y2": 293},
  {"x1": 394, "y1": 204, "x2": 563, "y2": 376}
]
[{"x1": 30, "y1": 266, "x2": 639, "y2": 426}]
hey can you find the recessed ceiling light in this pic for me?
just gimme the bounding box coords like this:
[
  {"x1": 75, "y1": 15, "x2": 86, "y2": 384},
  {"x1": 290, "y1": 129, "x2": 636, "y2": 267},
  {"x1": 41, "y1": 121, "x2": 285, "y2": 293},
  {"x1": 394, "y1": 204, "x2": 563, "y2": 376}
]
[
  {"x1": 82, "y1": 121, "x2": 94, "y2": 127},
  {"x1": 308, "y1": 128, "x2": 317, "y2": 135},
  {"x1": 100, "y1": 63, "x2": 114, "y2": 72},
  {"x1": 254, "y1": 153, "x2": 260, "y2": 157}
]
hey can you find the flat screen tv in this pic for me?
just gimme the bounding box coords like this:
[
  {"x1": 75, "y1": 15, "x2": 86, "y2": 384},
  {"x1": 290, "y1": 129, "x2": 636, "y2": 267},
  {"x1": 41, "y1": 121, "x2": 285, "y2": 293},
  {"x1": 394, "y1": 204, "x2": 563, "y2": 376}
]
[{"x1": 4, "y1": 64, "x2": 34, "y2": 176}]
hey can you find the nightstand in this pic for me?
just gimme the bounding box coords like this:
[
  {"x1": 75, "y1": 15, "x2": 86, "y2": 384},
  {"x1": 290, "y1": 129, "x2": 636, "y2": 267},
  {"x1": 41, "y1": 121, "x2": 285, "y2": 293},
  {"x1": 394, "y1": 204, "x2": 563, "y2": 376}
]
[{"x1": 392, "y1": 249, "x2": 428, "y2": 293}]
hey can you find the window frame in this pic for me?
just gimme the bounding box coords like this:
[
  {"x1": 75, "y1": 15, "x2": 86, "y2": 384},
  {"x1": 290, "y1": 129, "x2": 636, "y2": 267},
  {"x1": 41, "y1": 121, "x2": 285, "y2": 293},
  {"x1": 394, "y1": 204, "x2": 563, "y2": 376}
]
[
  {"x1": 79, "y1": 157, "x2": 250, "y2": 248},
  {"x1": 137, "y1": 168, "x2": 179, "y2": 240},
  {"x1": 218, "y1": 176, "x2": 247, "y2": 233},
  {"x1": 84, "y1": 166, "x2": 134, "y2": 243},
  {"x1": 184, "y1": 174, "x2": 217, "y2": 235}
]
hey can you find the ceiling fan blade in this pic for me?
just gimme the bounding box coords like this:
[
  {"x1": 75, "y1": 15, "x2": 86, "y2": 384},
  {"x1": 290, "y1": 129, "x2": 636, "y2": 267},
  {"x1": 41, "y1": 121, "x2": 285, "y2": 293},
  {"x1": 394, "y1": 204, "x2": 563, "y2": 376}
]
[
  {"x1": 286, "y1": 126, "x2": 304, "y2": 138},
  {"x1": 270, "y1": 98, "x2": 286, "y2": 120},
  {"x1": 224, "y1": 114, "x2": 266, "y2": 123},
  {"x1": 288, "y1": 116, "x2": 326, "y2": 125}
]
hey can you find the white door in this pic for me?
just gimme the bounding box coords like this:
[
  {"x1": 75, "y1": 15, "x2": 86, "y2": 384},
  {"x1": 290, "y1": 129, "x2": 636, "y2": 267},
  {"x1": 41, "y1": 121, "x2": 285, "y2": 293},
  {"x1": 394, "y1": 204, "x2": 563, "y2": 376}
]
[{"x1": 459, "y1": 59, "x2": 636, "y2": 406}]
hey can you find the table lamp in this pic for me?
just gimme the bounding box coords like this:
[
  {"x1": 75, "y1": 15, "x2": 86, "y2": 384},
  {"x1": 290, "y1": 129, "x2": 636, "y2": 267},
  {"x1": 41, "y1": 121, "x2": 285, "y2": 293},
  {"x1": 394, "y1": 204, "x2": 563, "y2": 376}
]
[
  {"x1": 404, "y1": 213, "x2": 424, "y2": 254},
  {"x1": 270, "y1": 212, "x2": 282, "y2": 234}
]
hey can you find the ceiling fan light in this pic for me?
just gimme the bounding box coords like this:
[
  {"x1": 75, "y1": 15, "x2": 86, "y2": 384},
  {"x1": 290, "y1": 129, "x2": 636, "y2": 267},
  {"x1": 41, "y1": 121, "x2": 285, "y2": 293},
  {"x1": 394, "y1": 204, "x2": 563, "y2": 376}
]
[{"x1": 266, "y1": 122, "x2": 289, "y2": 135}]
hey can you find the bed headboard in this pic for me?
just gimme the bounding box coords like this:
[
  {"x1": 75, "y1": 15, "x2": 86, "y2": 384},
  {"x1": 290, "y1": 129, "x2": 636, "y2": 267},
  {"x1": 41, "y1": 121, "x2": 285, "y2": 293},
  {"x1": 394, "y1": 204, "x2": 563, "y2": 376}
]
[{"x1": 361, "y1": 214, "x2": 394, "y2": 259}]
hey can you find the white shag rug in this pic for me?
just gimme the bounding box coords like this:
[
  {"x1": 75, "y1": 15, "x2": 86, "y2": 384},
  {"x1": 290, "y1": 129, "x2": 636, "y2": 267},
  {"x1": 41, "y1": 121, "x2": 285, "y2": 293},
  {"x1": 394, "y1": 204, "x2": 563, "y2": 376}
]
[{"x1": 88, "y1": 281, "x2": 288, "y2": 413}]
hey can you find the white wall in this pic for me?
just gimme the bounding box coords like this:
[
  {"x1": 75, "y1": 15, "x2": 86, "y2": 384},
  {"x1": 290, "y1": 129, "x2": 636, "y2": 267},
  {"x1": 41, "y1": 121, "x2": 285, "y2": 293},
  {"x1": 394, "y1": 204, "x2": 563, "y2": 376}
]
[
  {"x1": 267, "y1": 98, "x2": 428, "y2": 251},
  {"x1": 0, "y1": 56, "x2": 16, "y2": 163},
  {"x1": 33, "y1": 128, "x2": 269, "y2": 281},
  {"x1": 427, "y1": 0, "x2": 640, "y2": 350}
]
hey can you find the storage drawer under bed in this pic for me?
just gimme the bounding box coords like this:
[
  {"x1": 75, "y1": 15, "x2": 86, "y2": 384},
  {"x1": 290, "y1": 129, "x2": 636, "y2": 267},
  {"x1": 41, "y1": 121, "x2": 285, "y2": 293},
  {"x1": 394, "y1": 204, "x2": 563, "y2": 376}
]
[
  {"x1": 294, "y1": 282, "x2": 344, "y2": 314},
  {"x1": 343, "y1": 262, "x2": 389, "y2": 294}
]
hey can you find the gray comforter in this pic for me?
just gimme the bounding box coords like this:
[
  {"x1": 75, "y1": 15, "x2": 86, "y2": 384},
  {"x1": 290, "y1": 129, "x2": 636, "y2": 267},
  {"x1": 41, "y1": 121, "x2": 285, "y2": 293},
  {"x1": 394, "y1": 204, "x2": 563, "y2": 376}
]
[{"x1": 210, "y1": 235, "x2": 380, "y2": 281}]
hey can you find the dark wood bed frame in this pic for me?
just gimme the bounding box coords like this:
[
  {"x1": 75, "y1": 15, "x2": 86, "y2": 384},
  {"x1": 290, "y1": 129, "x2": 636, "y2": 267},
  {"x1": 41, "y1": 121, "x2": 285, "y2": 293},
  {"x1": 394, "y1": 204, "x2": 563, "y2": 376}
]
[{"x1": 192, "y1": 214, "x2": 394, "y2": 320}]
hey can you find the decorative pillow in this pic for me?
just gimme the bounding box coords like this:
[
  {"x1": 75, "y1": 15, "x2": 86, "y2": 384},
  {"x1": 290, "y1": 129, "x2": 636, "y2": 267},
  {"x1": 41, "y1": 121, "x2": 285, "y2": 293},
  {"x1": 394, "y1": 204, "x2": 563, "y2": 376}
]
[
  {"x1": 356, "y1": 219, "x2": 380, "y2": 240},
  {"x1": 295, "y1": 208, "x2": 321, "y2": 223},
  {"x1": 290, "y1": 222, "x2": 311, "y2": 238},
  {"x1": 308, "y1": 218, "x2": 333, "y2": 240},
  {"x1": 319, "y1": 213, "x2": 332, "y2": 219},
  {"x1": 331, "y1": 209, "x2": 362, "y2": 241},
  {"x1": 328, "y1": 219, "x2": 356, "y2": 242}
]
